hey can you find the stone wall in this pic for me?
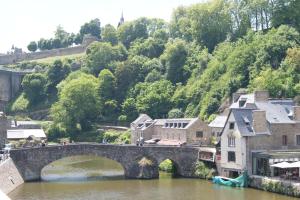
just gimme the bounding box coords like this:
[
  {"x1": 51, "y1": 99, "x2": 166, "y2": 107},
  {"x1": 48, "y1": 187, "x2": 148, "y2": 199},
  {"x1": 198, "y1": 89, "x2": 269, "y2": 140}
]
[
  {"x1": 246, "y1": 123, "x2": 300, "y2": 174},
  {"x1": 249, "y1": 175, "x2": 300, "y2": 197},
  {"x1": 0, "y1": 45, "x2": 85, "y2": 65},
  {"x1": 10, "y1": 144, "x2": 199, "y2": 181},
  {"x1": 0, "y1": 158, "x2": 24, "y2": 194}
]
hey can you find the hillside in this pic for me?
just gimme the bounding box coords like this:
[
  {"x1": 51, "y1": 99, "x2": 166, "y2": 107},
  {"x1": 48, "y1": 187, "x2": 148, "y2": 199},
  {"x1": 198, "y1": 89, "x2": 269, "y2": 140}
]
[{"x1": 6, "y1": 0, "x2": 300, "y2": 140}]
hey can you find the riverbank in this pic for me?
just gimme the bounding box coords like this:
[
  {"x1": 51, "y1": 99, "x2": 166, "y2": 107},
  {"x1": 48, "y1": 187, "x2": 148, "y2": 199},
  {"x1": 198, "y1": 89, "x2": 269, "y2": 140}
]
[
  {"x1": 249, "y1": 175, "x2": 300, "y2": 197},
  {"x1": 0, "y1": 158, "x2": 24, "y2": 195}
]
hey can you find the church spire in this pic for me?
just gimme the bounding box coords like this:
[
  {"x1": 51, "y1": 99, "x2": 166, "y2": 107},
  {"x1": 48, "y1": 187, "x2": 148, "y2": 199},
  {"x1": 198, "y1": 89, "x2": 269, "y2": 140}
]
[{"x1": 118, "y1": 11, "x2": 125, "y2": 27}]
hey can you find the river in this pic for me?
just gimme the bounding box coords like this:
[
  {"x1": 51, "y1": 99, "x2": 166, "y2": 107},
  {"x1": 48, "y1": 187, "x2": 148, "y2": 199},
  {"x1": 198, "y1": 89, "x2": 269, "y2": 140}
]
[{"x1": 8, "y1": 156, "x2": 298, "y2": 200}]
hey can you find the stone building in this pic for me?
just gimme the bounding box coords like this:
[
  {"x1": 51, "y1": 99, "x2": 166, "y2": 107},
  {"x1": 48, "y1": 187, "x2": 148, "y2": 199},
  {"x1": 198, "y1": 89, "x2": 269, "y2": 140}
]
[
  {"x1": 220, "y1": 90, "x2": 300, "y2": 178},
  {"x1": 131, "y1": 114, "x2": 211, "y2": 146},
  {"x1": 0, "y1": 112, "x2": 8, "y2": 148}
]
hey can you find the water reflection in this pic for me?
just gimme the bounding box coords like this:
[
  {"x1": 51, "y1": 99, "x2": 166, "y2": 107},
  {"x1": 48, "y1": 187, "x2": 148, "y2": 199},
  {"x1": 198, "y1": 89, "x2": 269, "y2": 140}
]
[{"x1": 41, "y1": 155, "x2": 124, "y2": 181}]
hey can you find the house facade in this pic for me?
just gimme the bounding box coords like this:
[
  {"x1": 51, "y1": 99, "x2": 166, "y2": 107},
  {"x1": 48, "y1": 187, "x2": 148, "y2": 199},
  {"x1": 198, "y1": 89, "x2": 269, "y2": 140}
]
[
  {"x1": 131, "y1": 114, "x2": 211, "y2": 145},
  {"x1": 220, "y1": 91, "x2": 300, "y2": 178}
]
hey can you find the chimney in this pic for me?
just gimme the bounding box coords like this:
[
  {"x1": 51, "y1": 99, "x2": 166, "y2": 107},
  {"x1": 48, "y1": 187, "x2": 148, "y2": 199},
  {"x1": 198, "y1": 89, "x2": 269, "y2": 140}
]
[
  {"x1": 252, "y1": 110, "x2": 268, "y2": 133},
  {"x1": 293, "y1": 106, "x2": 300, "y2": 121},
  {"x1": 254, "y1": 90, "x2": 269, "y2": 102},
  {"x1": 232, "y1": 90, "x2": 247, "y2": 103}
]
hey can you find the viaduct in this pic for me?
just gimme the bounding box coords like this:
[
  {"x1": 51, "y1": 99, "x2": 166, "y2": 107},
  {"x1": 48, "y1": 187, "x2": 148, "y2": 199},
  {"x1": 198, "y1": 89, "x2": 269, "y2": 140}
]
[
  {"x1": 9, "y1": 143, "x2": 200, "y2": 181},
  {"x1": 0, "y1": 66, "x2": 32, "y2": 110}
]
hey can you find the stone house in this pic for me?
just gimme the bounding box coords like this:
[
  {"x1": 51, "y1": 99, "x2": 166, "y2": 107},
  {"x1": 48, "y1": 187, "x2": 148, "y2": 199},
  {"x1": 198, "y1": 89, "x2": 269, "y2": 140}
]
[
  {"x1": 209, "y1": 115, "x2": 227, "y2": 144},
  {"x1": 220, "y1": 91, "x2": 300, "y2": 178},
  {"x1": 131, "y1": 114, "x2": 211, "y2": 146}
]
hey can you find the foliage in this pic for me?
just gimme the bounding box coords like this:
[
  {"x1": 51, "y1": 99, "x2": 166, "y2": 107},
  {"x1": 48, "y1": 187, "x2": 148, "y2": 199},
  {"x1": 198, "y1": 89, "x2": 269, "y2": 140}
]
[
  {"x1": 80, "y1": 18, "x2": 101, "y2": 39},
  {"x1": 84, "y1": 42, "x2": 127, "y2": 75},
  {"x1": 168, "y1": 108, "x2": 184, "y2": 118},
  {"x1": 102, "y1": 130, "x2": 131, "y2": 144},
  {"x1": 135, "y1": 80, "x2": 174, "y2": 118},
  {"x1": 50, "y1": 73, "x2": 99, "y2": 138},
  {"x1": 159, "y1": 159, "x2": 174, "y2": 173},
  {"x1": 10, "y1": 93, "x2": 29, "y2": 112},
  {"x1": 22, "y1": 73, "x2": 47, "y2": 105},
  {"x1": 194, "y1": 161, "x2": 216, "y2": 179},
  {"x1": 102, "y1": 24, "x2": 118, "y2": 45},
  {"x1": 138, "y1": 157, "x2": 153, "y2": 167},
  {"x1": 27, "y1": 41, "x2": 37, "y2": 52},
  {"x1": 46, "y1": 59, "x2": 71, "y2": 91}
]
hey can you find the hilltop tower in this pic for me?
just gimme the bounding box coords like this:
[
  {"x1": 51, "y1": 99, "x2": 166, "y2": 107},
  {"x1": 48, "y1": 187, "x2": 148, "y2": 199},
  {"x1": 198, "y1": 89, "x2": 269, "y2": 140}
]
[{"x1": 118, "y1": 11, "x2": 125, "y2": 27}]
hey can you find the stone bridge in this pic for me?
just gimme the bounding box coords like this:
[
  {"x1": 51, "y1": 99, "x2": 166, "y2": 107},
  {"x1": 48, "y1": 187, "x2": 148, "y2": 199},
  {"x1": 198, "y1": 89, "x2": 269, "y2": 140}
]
[
  {"x1": 0, "y1": 66, "x2": 32, "y2": 110},
  {"x1": 10, "y1": 143, "x2": 200, "y2": 181}
]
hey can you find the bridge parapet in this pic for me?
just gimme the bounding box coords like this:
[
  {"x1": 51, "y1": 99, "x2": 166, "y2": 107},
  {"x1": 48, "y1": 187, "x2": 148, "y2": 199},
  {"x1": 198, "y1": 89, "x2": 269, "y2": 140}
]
[{"x1": 10, "y1": 144, "x2": 199, "y2": 181}]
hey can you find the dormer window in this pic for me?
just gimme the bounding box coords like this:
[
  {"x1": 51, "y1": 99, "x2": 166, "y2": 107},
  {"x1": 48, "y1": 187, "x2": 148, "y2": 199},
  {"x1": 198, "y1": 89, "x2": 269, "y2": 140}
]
[
  {"x1": 229, "y1": 122, "x2": 235, "y2": 130},
  {"x1": 239, "y1": 99, "x2": 246, "y2": 107}
]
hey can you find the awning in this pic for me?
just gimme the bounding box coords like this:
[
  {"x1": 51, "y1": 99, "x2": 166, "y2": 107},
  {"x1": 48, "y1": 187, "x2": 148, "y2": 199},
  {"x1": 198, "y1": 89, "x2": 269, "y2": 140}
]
[
  {"x1": 289, "y1": 161, "x2": 300, "y2": 168},
  {"x1": 270, "y1": 161, "x2": 300, "y2": 169},
  {"x1": 270, "y1": 162, "x2": 292, "y2": 168}
]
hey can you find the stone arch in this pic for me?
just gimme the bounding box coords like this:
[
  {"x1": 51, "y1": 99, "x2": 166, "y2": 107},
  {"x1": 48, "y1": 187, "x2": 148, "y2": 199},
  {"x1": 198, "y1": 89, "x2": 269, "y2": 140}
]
[
  {"x1": 40, "y1": 154, "x2": 125, "y2": 181},
  {"x1": 10, "y1": 145, "x2": 135, "y2": 181}
]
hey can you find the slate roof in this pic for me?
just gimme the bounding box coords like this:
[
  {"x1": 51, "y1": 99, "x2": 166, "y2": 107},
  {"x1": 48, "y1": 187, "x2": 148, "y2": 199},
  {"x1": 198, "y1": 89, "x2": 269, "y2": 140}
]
[
  {"x1": 209, "y1": 116, "x2": 227, "y2": 128},
  {"x1": 256, "y1": 102, "x2": 294, "y2": 124},
  {"x1": 231, "y1": 109, "x2": 255, "y2": 136}
]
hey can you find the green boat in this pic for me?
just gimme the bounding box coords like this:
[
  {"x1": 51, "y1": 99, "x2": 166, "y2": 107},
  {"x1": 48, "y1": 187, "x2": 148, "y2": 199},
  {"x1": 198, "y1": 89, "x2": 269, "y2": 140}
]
[{"x1": 212, "y1": 171, "x2": 248, "y2": 187}]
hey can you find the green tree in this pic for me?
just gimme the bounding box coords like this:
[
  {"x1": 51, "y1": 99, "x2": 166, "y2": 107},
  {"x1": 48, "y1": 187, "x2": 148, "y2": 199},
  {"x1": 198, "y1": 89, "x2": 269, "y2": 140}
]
[
  {"x1": 189, "y1": 0, "x2": 232, "y2": 51},
  {"x1": 102, "y1": 24, "x2": 118, "y2": 45},
  {"x1": 51, "y1": 74, "x2": 99, "y2": 136},
  {"x1": 27, "y1": 41, "x2": 37, "y2": 52},
  {"x1": 117, "y1": 17, "x2": 149, "y2": 48},
  {"x1": 135, "y1": 80, "x2": 174, "y2": 118},
  {"x1": 22, "y1": 73, "x2": 47, "y2": 105},
  {"x1": 168, "y1": 108, "x2": 184, "y2": 118},
  {"x1": 84, "y1": 42, "x2": 127, "y2": 75},
  {"x1": 80, "y1": 18, "x2": 101, "y2": 39},
  {"x1": 161, "y1": 39, "x2": 188, "y2": 84},
  {"x1": 98, "y1": 69, "x2": 116, "y2": 101},
  {"x1": 46, "y1": 60, "x2": 71, "y2": 91},
  {"x1": 121, "y1": 98, "x2": 138, "y2": 122}
]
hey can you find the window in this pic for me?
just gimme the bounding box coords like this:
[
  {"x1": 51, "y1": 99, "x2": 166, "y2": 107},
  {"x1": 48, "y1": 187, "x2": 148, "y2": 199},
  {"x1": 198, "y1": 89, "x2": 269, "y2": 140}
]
[
  {"x1": 196, "y1": 131, "x2": 203, "y2": 138},
  {"x1": 228, "y1": 151, "x2": 236, "y2": 162},
  {"x1": 228, "y1": 137, "x2": 235, "y2": 147},
  {"x1": 297, "y1": 135, "x2": 300, "y2": 145},
  {"x1": 229, "y1": 122, "x2": 235, "y2": 130},
  {"x1": 282, "y1": 135, "x2": 287, "y2": 146}
]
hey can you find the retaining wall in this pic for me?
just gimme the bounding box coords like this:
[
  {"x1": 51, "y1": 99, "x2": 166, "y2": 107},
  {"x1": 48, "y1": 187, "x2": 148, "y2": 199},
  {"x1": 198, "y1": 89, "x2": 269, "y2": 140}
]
[
  {"x1": 249, "y1": 175, "x2": 300, "y2": 197},
  {"x1": 0, "y1": 158, "x2": 24, "y2": 194}
]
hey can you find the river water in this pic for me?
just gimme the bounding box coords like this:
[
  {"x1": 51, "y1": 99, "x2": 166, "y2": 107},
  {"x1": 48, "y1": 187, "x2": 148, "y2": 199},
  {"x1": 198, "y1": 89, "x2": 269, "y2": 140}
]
[{"x1": 8, "y1": 156, "x2": 298, "y2": 200}]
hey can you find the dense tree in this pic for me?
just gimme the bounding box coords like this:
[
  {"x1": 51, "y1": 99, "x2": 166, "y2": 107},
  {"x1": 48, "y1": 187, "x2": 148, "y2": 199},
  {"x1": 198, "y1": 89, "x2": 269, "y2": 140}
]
[
  {"x1": 135, "y1": 80, "x2": 174, "y2": 118},
  {"x1": 22, "y1": 73, "x2": 47, "y2": 105},
  {"x1": 168, "y1": 108, "x2": 184, "y2": 118},
  {"x1": 102, "y1": 24, "x2": 118, "y2": 45},
  {"x1": 161, "y1": 39, "x2": 188, "y2": 84},
  {"x1": 51, "y1": 73, "x2": 99, "y2": 136},
  {"x1": 27, "y1": 41, "x2": 37, "y2": 52},
  {"x1": 117, "y1": 18, "x2": 149, "y2": 48},
  {"x1": 84, "y1": 42, "x2": 127, "y2": 75},
  {"x1": 46, "y1": 60, "x2": 71, "y2": 91},
  {"x1": 98, "y1": 69, "x2": 116, "y2": 101},
  {"x1": 80, "y1": 18, "x2": 101, "y2": 39}
]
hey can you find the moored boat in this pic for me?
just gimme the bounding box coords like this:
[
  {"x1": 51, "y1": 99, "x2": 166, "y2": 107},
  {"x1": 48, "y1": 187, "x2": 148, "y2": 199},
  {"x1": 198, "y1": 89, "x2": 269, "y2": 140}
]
[{"x1": 212, "y1": 171, "x2": 248, "y2": 187}]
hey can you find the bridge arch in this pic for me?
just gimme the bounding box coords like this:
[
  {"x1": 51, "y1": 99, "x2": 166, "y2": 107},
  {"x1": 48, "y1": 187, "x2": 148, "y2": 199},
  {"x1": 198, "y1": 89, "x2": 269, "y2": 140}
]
[
  {"x1": 41, "y1": 155, "x2": 125, "y2": 181},
  {"x1": 9, "y1": 144, "x2": 199, "y2": 181}
]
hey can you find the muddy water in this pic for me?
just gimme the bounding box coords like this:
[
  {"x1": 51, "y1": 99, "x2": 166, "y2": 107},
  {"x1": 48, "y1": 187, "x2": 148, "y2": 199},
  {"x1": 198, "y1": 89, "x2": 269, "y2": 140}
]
[{"x1": 8, "y1": 156, "x2": 298, "y2": 200}]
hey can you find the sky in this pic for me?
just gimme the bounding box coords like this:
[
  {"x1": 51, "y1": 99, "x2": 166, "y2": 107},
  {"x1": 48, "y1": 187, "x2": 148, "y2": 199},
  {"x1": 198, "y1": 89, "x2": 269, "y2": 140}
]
[{"x1": 0, "y1": 0, "x2": 203, "y2": 53}]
